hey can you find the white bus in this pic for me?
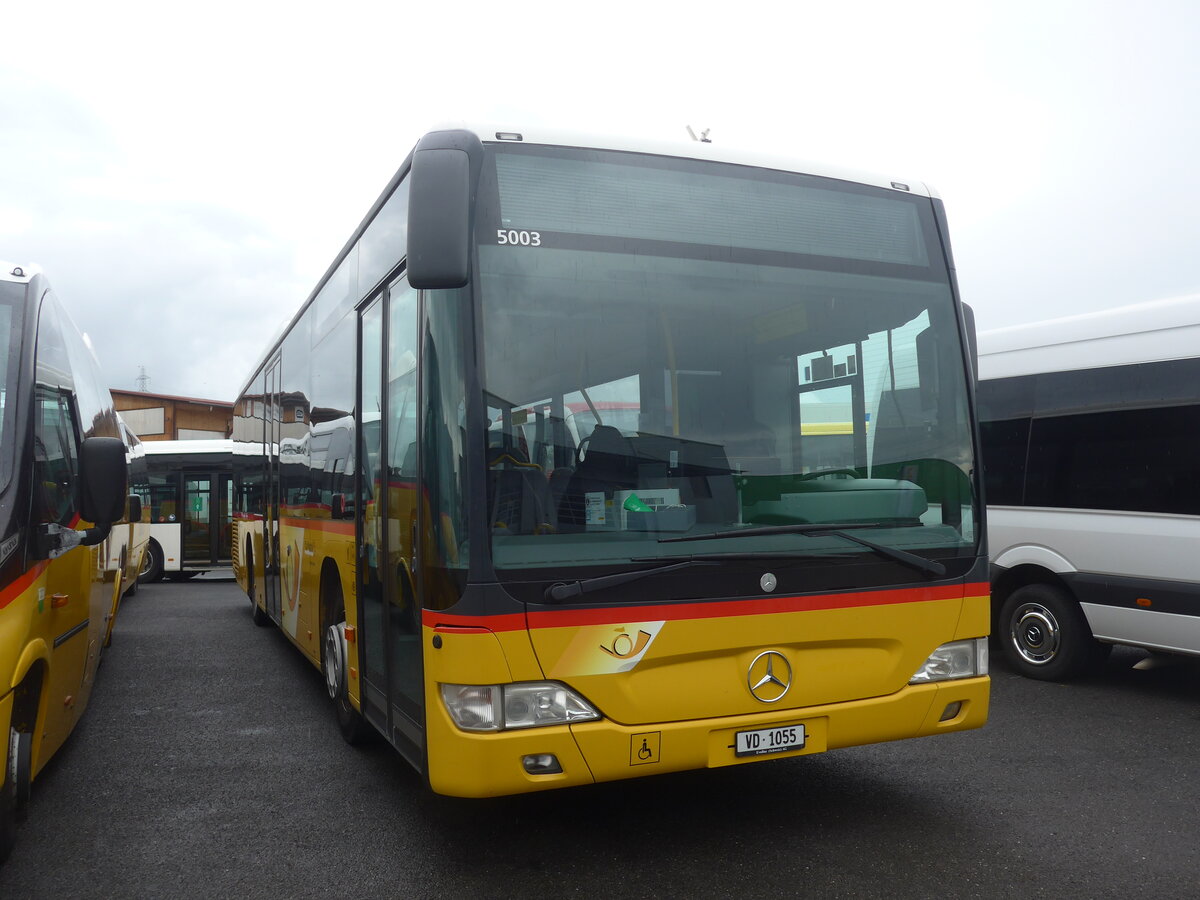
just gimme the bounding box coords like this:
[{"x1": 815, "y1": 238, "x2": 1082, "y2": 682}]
[
  {"x1": 978, "y1": 294, "x2": 1200, "y2": 679},
  {"x1": 137, "y1": 440, "x2": 235, "y2": 581}
]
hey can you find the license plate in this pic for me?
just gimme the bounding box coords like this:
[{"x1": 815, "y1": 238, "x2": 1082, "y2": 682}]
[{"x1": 735, "y1": 724, "x2": 806, "y2": 757}]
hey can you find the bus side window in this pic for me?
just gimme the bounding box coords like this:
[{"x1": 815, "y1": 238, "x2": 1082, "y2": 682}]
[{"x1": 34, "y1": 388, "x2": 81, "y2": 526}]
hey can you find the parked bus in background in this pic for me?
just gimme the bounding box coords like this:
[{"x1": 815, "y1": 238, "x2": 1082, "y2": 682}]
[
  {"x1": 137, "y1": 439, "x2": 235, "y2": 582},
  {"x1": 1, "y1": 262, "x2": 143, "y2": 862},
  {"x1": 979, "y1": 295, "x2": 1200, "y2": 680},
  {"x1": 233, "y1": 126, "x2": 988, "y2": 798}
]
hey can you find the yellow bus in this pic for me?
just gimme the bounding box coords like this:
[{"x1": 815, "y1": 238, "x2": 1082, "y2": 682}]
[
  {"x1": 0, "y1": 262, "x2": 146, "y2": 861},
  {"x1": 233, "y1": 127, "x2": 989, "y2": 797}
]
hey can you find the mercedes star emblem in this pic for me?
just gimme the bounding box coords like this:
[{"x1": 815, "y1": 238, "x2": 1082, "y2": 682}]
[{"x1": 747, "y1": 650, "x2": 792, "y2": 703}]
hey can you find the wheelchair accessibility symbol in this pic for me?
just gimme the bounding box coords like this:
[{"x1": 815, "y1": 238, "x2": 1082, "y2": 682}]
[{"x1": 630, "y1": 732, "x2": 661, "y2": 766}]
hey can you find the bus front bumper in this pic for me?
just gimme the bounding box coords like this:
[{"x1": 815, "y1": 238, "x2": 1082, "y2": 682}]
[{"x1": 425, "y1": 676, "x2": 989, "y2": 797}]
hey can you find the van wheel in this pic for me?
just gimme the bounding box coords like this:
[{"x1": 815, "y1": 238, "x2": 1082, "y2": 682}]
[
  {"x1": 138, "y1": 539, "x2": 164, "y2": 584},
  {"x1": 1000, "y1": 583, "x2": 1110, "y2": 681}
]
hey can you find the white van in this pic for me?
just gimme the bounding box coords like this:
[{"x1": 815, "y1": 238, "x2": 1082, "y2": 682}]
[{"x1": 978, "y1": 295, "x2": 1200, "y2": 679}]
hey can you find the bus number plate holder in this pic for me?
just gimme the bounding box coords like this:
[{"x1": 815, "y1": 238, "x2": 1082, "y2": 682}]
[{"x1": 735, "y1": 724, "x2": 806, "y2": 757}]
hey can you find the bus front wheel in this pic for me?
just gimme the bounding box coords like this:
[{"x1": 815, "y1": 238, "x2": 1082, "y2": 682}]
[
  {"x1": 999, "y1": 583, "x2": 1111, "y2": 681},
  {"x1": 321, "y1": 574, "x2": 371, "y2": 745},
  {"x1": 323, "y1": 623, "x2": 371, "y2": 745},
  {"x1": 0, "y1": 727, "x2": 32, "y2": 863}
]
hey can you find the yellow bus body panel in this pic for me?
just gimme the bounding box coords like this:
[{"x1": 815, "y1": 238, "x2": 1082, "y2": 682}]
[
  {"x1": 1, "y1": 541, "x2": 116, "y2": 782},
  {"x1": 423, "y1": 588, "x2": 990, "y2": 797}
]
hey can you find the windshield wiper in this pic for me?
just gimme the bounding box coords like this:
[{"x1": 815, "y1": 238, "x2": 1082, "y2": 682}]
[
  {"x1": 543, "y1": 559, "x2": 720, "y2": 603},
  {"x1": 541, "y1": 551, "x2": 857, "y2": 603},
  {"x1": 659, "y1": 522, "x2": 946, "y2": 578}
]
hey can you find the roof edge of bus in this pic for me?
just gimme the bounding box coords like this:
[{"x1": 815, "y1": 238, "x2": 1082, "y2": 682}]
[
  {"x1": 0, "y1": 261, "x2": 43, "y2": 283},
  {"x1": 142, "y1": 438, "x2": 237, "y2": 455},
  {"x1": 429, "y1": 121, "x2": 938, "y2": 198},
  {"x1": 977, "y1": 292, "x2": 1200, "y2": 378},
  {"x1": 234, "y1": 123, "x2": 944, "y2": 400}
]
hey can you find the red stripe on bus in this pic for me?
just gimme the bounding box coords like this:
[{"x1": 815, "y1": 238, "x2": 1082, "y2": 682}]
[
  {"x1": 423, "y1": 582, "x2": 990, "y2": 633},
  {"x1": 0, "y1": 561, "x2": 50, "y2": 612}
]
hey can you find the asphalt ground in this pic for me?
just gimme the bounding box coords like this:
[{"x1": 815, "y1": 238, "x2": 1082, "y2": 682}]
[{"x1": 2, "y1": 576, "x2": 1198, "y2": 898}]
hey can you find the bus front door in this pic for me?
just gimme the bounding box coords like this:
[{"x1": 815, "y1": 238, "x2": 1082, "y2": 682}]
[{"x1": 357, "y1": 280, "x2": 424, "y2": 765}]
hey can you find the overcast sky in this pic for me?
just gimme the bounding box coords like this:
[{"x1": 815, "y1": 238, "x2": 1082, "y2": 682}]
[{"x1": 3, "y1": 1, "x2": 1198, "y2": 400}]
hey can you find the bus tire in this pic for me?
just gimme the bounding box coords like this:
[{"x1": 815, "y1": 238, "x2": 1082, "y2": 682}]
[
  {"x1": 1000, "y1": 583, "x2": 1111, "y2": 681},
  {"x1": 323, "y1": 622, "x2": 371, "y2": 745},
  {"x1": 321, "y1": 574, "x2": 371, "y2": 746},
  {"x1": 247, "y1": 544, "x2": 270, "y2": 627},
  {"x1": 138, "y1": 539, "x2": 164, "y2": 584},
  {"x1": 0, "y1": 726, "x2": 32, "y2": 863}
]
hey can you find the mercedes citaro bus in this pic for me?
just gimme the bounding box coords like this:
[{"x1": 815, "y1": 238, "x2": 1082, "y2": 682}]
[
  {"x1": 1, "y1": 262, "x2": 146, "y2": 862},
  {"x1": 232, "y1": 126, "x2": 989, "y2": 797}
]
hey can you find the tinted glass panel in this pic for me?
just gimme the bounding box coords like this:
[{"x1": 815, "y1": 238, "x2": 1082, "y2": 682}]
[
  {"x1": 978, "y1": 418, "x2": 1030, "y2": 505},
  {"x1": 1034, "y1": 358, "x2": 1200, "y2": 418},
  {"x1": 33, "y1": 389, "x2": 79, "y2": 526},
  {"x1": 0, "y1": 285, "x2": 25, "y2": 491},
  {"x1": 421, "y1": 287, "x2": 471, "y2": 609},
  {"x1": 495, "y1": 150, "x2": 930, "y2": 266},
  {"x1": 976, "y1": 375, "x2": 1037, "y2": 506},
  {"x1": 1025, "y1": 405, "x2": 1200, "y2": 514},
  {"x1": 359, "y1": 179, "x2": 410, "y2": 295},
  {"x1": 980, "y1": 359, "x2": 1200, "y2": 513}
]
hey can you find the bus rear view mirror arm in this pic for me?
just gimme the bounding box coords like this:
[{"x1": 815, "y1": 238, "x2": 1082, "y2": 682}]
[{"x1": 35, "y1": 520, "x2": 112, "y2": 559}]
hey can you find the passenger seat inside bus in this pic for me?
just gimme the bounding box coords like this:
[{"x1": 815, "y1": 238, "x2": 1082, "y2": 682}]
[
  {"x1": 487, "y1": 435, "x2": 555, "y2": 535},
  {"x1": 558, "y1": 424, "x2": 639, "y2": 530}
]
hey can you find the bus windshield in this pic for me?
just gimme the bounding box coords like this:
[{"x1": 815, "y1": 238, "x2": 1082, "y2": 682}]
[
  {"x1": 477, "y1": 145, "x2": 977, "y2": 577},
  {"x1": 0, "y1": 282, "x2": 25, "y2": 494}
]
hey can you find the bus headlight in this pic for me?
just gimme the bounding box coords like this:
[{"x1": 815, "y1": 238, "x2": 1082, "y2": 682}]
[
  {"x1": 909, "y1": 638, "x2": 989, "y2": 684},
  {"x1": 440, "y1": 682, "x2": 601, "y2": 732}
]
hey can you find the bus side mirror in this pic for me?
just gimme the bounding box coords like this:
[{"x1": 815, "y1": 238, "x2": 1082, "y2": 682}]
[
  {"x1": 78, "y1": 437, "x2": 128, "y2": 526},
  {"x1": 331, "y1": 493, "x2": 346, "y2": 519},
  {"x1": 407, "y1": 147, "x2": 471, "y2": 290},
  {"x1": 127, "y1": 494, "x2": 143, "y2": 524}
]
